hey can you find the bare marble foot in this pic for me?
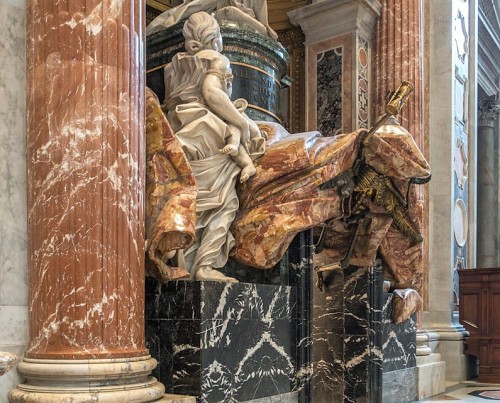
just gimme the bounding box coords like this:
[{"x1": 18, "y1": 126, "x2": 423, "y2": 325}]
[
  {"x1": 240, "y1": 165, "x2": 256, "y2": 183},
  {"x1": 220, "y1": 143, "x2": 239, "y2": 156},
  {"x1": 194, "y1": 266, "x2": 239, "y2": 283}
]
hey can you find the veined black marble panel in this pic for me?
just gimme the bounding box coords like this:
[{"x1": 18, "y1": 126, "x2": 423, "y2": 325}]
[
  {"x1": 146, "y1": 280, "x2": 298, "y2": 402},
  {"x1": 310, "y1": 265, "x2": 383, "y2": 403},
  {"x1": 382, "y1": 293, "x2": 417, "y2": 373}
]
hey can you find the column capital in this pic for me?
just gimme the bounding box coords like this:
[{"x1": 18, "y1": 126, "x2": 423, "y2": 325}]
[{"x1": 478, "y1": 97, "x2": 500, "y2": 127}]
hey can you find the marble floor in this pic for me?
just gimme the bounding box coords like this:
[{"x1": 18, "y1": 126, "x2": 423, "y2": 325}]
[{"x1": 419, "y1": 383, "x2": 500, "y2": 402}]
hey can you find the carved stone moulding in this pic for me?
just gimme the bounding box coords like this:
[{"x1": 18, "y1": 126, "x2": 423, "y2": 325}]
[
  {"x1": 146, "y1": 20, "x2": 289, "y2": 123},
  {"x1": 453, "y1": 137, "x2": 468, "y2": 189},
  {"x1": 9, "y1": 356, "x2": 164, "y2": 402},
  {"x1": 453, "y1": 198, "x2": 468, "y2": 247}
]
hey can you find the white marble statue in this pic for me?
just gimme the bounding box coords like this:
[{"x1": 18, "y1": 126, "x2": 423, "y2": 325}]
[
  {"x1": 163, "y1": 11, "x2": 265, "y2": 282},
  {"x1": 146, "y1": 0, "x2": 278, "y2": 40}
]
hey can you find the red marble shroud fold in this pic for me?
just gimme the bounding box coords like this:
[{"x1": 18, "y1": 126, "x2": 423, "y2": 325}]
[
  {"x1": 232, "y1": 122, "x2": 430, "y2": 271},
  {"x1": 392, "y1": 288, "x2": 423, "y2": 324},
  {"x1": 146, "y1": 114, "x2": 430, "y2": 279},
  {"x1": 145, "y1": 88, "x2": 195, "y2": 281}
]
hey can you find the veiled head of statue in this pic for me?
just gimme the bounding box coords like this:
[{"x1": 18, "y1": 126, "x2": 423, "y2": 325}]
[{"x1": 183, "y1": 12, "x2": 223, "y2": 55}]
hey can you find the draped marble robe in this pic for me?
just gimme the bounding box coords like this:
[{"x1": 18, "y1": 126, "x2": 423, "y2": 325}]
[{"x1": 146, "y1": 100, "x2": 431, "y2": 284}]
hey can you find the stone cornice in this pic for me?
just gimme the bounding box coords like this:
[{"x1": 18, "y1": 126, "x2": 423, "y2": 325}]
[
  {"x1": 288, "y1": 0, "x2": 382, "y2": 44},
  {"x1": 478, "y1": 5, "x2": 500, "y2": 96}
]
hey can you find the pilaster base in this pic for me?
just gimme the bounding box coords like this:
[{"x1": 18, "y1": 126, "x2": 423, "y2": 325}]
[
  {"x1": 9, "y1": 355, "x2": 164, "y2": 402},
  {"x1": 416, "y1": 353, "x2": 446, "y2": 399},
  {"x1": 423, "y1": 325, "x2": 469, "y2": 385}
]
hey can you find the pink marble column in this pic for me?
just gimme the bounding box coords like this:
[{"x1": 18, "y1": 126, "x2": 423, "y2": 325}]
[
  {"x1": 10, "y1": 1, "x2": 164, "y2": 401},
  {"x1": 373, "y1": 0, "x2": 424, "y2": 140},
  {"x1": 373, "y1": 1, "x2": 428, "y2": 299}
]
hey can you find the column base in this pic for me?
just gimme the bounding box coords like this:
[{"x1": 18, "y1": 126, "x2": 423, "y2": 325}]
[{"x1": 9, "y1": 355, "x2": 165, "y2": 402}]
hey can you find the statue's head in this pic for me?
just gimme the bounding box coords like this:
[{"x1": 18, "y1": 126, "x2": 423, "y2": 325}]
[{"x1": 183, "y1": 12, "x2": 223, "y2": 55}]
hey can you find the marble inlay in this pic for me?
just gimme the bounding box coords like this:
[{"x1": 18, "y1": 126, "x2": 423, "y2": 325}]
[
  {"x1": 357, "y1": 36, "x2": 369, "y2": 129},
  {"x1": 316, "y1": 47, "x2": 343, "y2": 136},
  {"x1": 421, "y1": 386, "x2": 500, "y2": 402}
]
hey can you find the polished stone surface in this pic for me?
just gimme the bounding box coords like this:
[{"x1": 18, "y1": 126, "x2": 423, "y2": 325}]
[
  {"x1": 25, "y1": 0, "x2": 148, "y2": 361},
  {"x1": 316, "y1": 47, "x2": 343, "y2": 136},
  {"x1": 417, "y1": 354, "x2": 446, "y2": 400},
  {"x1": 311, "y1": 265, "x2": 383, "y2": 403},
  {"x1": 419, "y1": 384, "x2": 500, "y2": 402},
  {"x1": 147, "y1": 20, "x2": 288, "y2": 122},
  {"x1": 382, "y1": 367, "x2": 417, "y2": 403},
  {"x1": 382, "y1": 293, "x2": 416, "y2": 373},
  {"x1": 0, "y1": 1, "x2": 28, "y2": 401},
  {"x1": 146, "y1": 279, "x2": 299, "y2": 401},
  {"x1": 425, "y1": 0, "x2": 473, "y2": 383},
  {"x1": 0, "y1": 0, "x2": 27, "y2": 308}
]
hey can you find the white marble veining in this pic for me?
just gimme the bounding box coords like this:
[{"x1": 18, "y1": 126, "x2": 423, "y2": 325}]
[{"x1": 0, "y1": 1, "x2": 27, "y2": 308}]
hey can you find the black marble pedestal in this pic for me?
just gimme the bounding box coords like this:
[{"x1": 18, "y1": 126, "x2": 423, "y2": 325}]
[
  {"x1": 311, "y1": 265, "x2": 384, "y2": 403},
  {"x1": 146, "y1": 280, "x2": 299, "y2": 402},
  {"x1": 381, "y1": 293, "x2": 417, "y2": 403},
  {"x1": 146, "y1": 232, "x2": 314, "y2": 403}
]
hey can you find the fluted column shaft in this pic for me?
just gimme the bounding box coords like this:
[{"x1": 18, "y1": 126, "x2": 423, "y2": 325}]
[
  {"x1": 373, "y1": 0, "x2": 426, "y2": 297},
  {"x1": 374, "y1": 0, "x2": 423, "y2": 140},
  {"x1": 26, "y1": 0, "x2": 145, "y2": 360},
  {"x1": 10, "y1": 0, "x2": 164, "y2": 401},
  {"x1": 477, "y1": 108, "x2": 499, "y2": 268}
]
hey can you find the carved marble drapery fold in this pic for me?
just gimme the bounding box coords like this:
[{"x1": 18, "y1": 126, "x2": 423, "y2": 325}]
[{"x1": 10, "y1": 0, "x2": 164, "y2": 401}]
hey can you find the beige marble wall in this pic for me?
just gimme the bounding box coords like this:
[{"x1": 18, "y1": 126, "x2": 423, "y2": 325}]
[{"x1": 0, "y1": 0, "x2": 28, "y2": 399}]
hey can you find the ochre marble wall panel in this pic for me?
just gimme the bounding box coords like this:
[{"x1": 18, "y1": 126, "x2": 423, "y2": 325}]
[{"x1": 26, "y1": 0, "x2": 146, "y2": 359}]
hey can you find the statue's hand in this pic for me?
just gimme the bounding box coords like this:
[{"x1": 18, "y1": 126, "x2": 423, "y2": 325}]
[
  {"x1": 221, "y1": 143, "x2": 239, "y2": 156},
  {"x1": 248, "y1": 120, "x2": 262, "y2": 140}
]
